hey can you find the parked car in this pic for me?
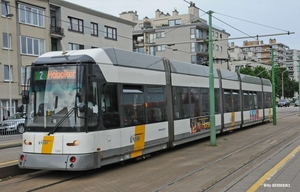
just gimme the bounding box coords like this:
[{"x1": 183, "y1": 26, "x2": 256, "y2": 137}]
[
  {"x1": 0, "y1": 113, "x2": 26, "y2": 134},
  {"x1": 277, "y1": 99, "x2": 290, "y2": 107},
  {"x1": 295, "y1": 100, "x2": 299, "y2": 107}
]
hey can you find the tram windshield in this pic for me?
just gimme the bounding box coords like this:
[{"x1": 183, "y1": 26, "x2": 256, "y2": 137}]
[{"x1": 26, "y1": 65, "x2": 86, "y2": 132}]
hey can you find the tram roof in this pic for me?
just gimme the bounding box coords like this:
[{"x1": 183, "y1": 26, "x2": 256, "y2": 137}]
[
  {"x1": 168, "y1": 59, "x2": 219, "y2": 78},
  {"x1": 239, "y1": 74, "x2": 262, "y2": 85}
]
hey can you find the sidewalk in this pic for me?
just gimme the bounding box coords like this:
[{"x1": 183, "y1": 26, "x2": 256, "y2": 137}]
[{"x1": 222, "y1": 125, "x2": 300, "y2": 191}]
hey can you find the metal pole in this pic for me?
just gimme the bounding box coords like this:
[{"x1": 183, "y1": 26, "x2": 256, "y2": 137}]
[
  {"x1": 282, "y1": 70, "x2": 288, "y2": 99},
  {"x1": 271, "y1": 49, "x2": 276, "y2": 125},
  {"x1": 6, "y1": 15, "x2": 12, "y2": 114},
  {"x1": 208, "y1": 10, "x2": 216, "y2": 146}
]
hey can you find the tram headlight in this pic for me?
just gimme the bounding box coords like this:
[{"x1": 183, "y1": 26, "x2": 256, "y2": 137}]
[{"x1": 23, "y1": 139, "x2": 32, "y2": 145}]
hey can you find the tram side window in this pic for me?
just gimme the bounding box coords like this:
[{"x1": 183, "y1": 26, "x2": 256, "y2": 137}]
[
  {"x1": 243, "y1": 91, "x2": 250, "y2": 110},
  {"x1": 264, "y1": 92, "x2": 272, "y2": 108},
  {"x1": 122, "y1": 85, "x2": 146, "y2": 127},
  {"x1": 190, "y1": 87, "x2": 200, "y2": 117},
  {"x1": 173, "y1": 87, "x2": 188, "y2": 119},
  {"x1": 257, "y1": 92, "x2": 263, "y2": 109},
  {"x1": 249, "y1": 92, "x2": 257, "y2": 109},
  {"x1": 101, "y1": 84, "x2": 120, "y2": 128},
  {"x1": 215, "y1": 88, "x2": 220, "y2": 114},
  {"x1": 232, "y1": 90, "x2": 240, "y2": 112},
  {"x1": 224, "y1": 90, "x2": 232, "y2": 112},
  {"x1": 200, "y1": 88, "x2": 209, "y2": 116},
  {"x1": 146, "y1": 85, "x2": 167, "y2": 123}
]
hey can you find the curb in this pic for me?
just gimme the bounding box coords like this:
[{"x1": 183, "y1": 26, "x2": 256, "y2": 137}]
[{"x1": 0, "y1": 165, "x2": 37, "y2": 180}]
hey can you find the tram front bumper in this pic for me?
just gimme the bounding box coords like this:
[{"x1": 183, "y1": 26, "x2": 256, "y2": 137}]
[{"x1": 19, "y1": 152, "x2": 99, "y2": 171}]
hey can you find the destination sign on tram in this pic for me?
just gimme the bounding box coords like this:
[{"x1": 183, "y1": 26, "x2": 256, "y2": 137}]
[{"x1": 35, "y1": 70, "x2": 76, "y2": 80}]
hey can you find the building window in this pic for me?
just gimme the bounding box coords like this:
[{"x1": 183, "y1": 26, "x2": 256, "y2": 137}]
[
  {"x1": 19, "y1": 4, "x2": 45, "y2": 27},
  {"x1": 105, "y1": 26, "x2": 117, "y2": 40},
  {"x1": 1, "y1": 1, "x2": 9, "y2": 16},
  {"x1": 191, "y1": 55, "x2": 197, "y2": 64},
  {"x1": 68, "y1": 17, "x2": 83, "y2": 33},
  {"x1": 216, "y1": 45, "x2": 219, "y2": 51},
  {"x1": 3, "y1": 33, "x2": 11, "y2": 49},
  {"x1": 190, "y1": 28, "x2": 195, "y2": 38},
  {"x1": 20, "y1": 36, "x2": 45, "y2": 56},
  {"x1": 68, "y1": 43, "x2": 84, "y2": 50},
  {"x1": 168, "y1": 19, "x2": 182, "y2": 26},
  {"x1": 156, "y1": 31, "x2": 165, "y2": 38},
  {"x1": 191, "y1": 29, "x2": 203, "y2": 39},
  {"x1": 149, "y1": 46, "x2": 155, "y2": 56},
  {"x1": 135, "y1": 47, "x2": 144, "y2": 53},
  {"x1": 91, "y1": 22, "x2": 98, "y2": 36},
  {"x1": 215, "y1": 32, "x2": 218, "y2": 38},
  {"x1": 1, "y1": 100, "x2": 16, "y2": 115},
  {"x1": 4, "y1": 65, "x2": 12, "y2": 81},
  {"x1": 149, "y1": 33, "x2": 155, "y2": 43},
  {"x1": 156, "y1": 45, "x2": 165, "y2": 51},
  {"x1": 191, "y1": 43, "x2": 195, "y2": 52}
]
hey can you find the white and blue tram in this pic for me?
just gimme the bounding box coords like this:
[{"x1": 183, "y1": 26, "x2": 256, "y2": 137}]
[{"x1": 18, "y1": 48, "x2": 272, "y2": 170}]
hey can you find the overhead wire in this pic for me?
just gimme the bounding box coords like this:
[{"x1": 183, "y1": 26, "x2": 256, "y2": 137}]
[
  {"x1": 214, "y1": 12, "x2": 289, "y2": 32},
  {"x1": 3, "y1": 1, "x2": 292, "y2": 58}
]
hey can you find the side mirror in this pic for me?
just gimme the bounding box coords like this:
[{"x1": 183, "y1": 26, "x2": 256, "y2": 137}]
[
  {"x1": 22, "y1": 90, "x2": 29, "y2": 104},
  {"x1": 78, "y1": 103, "x2": 86, "y2": 113}
]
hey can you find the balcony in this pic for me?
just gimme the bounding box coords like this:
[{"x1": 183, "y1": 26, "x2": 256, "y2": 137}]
[{"x1": 50, "y1": 25, "x2": 64, "y2": 38}]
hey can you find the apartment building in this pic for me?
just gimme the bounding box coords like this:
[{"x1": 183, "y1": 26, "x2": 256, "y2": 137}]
[
  {"x1": 229, "y1": 39, "x2": 293, "y2": 78},
  {"x1": 230, "y1": 39, "x2": 289, "y2": 65},
  {"x1": 120, "y1": 2, "x2": 230, "y2": 69},
  {"x1": 228, "y1": 43, "x2": 272, "y2": 72},
  {"x1": 0, "y1": 0, "x2": 50, "y2": 116},
  {"x1": 286, "y1": 49, "x2": 300, "y2": 81},
  {"x1": 0, "y1": 0, "x2": 135, "y2": 117},
  {"x1": 49, "y1": 0, "x2": 136, "y2": 52}
]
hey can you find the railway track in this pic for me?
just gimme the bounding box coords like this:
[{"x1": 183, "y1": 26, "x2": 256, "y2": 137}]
[{"x1": 0, "y1": 110, "x2": 299, "y2": 191}]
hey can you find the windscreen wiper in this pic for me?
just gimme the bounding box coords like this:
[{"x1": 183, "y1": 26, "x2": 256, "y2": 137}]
[{"x1": 48, "y1": 107, "x2": 76, "y2": 135}]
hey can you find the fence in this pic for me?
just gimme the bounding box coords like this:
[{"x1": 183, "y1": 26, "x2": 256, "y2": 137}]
[{"x1": 0, "y1": 120, "x2": 25, "y2": 138}]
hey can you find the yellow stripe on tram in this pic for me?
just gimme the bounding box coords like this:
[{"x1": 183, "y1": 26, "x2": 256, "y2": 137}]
[
  {"x1": 41, "y1": 135, "x2": 55, "y2": 154},
  {"x1": 247, "y1": 145, "x2": 300, "y2": 192},
  {"x1": 131, "y1": 125, "x2": 145, "y2": 158}
]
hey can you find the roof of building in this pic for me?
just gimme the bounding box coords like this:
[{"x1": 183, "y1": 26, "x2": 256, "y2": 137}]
[{"x1": 50, "y1": 0, "x2": 137, "y2": 26}]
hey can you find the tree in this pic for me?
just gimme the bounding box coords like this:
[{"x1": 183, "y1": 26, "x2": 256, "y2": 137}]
[
  {"x1": 239, "y1": 67, "x2": 255, "y2": 76},
  {"x1": 253, "y1": 66, "x2": 271, "y2": 81}
]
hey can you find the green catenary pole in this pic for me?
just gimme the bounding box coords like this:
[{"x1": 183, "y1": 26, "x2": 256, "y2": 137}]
[
  {"x1": 271, "y1": 49, "x2": 277, "y2": 125},
  {"x1": 208, "y1": 10, "x2": 216, "y2": 146}
]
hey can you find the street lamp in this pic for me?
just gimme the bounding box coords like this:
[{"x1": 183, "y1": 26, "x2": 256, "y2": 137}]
[
  {"x1": 281, "y1": 70, "x2": 288, "y2": 99},
  {"x1": 6, "y1": 12, "x2": 14, "y2": 114}
]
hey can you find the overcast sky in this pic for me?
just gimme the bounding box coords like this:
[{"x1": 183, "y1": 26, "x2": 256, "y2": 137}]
[{"x1": 65, "y1": 0, "x2": 299, "y2": 50}]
